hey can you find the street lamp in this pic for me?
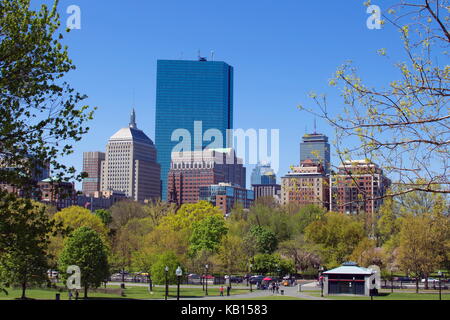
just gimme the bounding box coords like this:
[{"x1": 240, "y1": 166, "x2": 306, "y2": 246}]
[
  {"x1": 319, "y1": 266, "x2": 324, "y2": 297},
  {"x1": 164, "y1": 266, "x2": 169, "y2": 300},
  {"x1": 438, "y1": 271, "x2": 443, "y2": 301},
  {"x1": 249, "y1": 263, "x2": 253, "y2": 292},
  {"x1": 205, "y1": 264, "x2": 209, "y2": 296},
  {"x1": 176, "y1": 266, "x2": 183, "y2": 301}
]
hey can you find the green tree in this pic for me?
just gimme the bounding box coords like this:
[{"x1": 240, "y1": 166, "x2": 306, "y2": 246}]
[
  {"x1": 110, "y1": 200, "x2": 147, "y2": 230},
  {"x1": 0, "y1": 0, "x2": 94, "y2": 189},
  {"x1": 0, "y1": 192, "x2": 59, "y2": 298},
  {"x1": 150, "y1": 251, "x2": 183, "y2": 285},
  {"x1": 305, "y1": 211, "x2": 365, "y2": 268},
  {"x1": 94, "y1": 209, "x2": 112, "y2": 227},
  {"x1": 58, "y1": 227, "x2": 109, "y2": 298},
  {"x1": 245, "y1": 225, "x2": 278, "y2": 255},
  {"x1": 159, "y1": 201, "x2": 223, "y2": 233},
  {"x1": 189, "y1": 215, "x2": 228, "y2": 256},
  {"x1": 216, "y1": 235, "x2": 248, "y2": 274},
  {"x1": 397, "y1": 212, "x2": 450, "y2": 292},
  {"x1": 252, "y1": 253, "x2": 294, "y2": 276},
  {"x1": 292, "y1": 204, "x2": 326, "y2": 234},
  {"x1": 278, "y1": 234, "x2": 321, "y2": 273}
]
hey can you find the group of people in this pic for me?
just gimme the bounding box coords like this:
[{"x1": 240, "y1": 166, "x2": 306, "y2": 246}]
[{"x1": 257, "y1": 281, "x2": 281, "y2": 293}]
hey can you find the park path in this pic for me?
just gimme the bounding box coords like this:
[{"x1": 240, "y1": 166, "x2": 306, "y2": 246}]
[{"x1": 107, "y1": 281, "x2": 328, "y2": 300}]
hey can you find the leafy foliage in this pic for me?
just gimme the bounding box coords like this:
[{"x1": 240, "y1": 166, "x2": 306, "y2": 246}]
[{"x1": 58, "y1": 227, "x2": 109, "y2": 298}]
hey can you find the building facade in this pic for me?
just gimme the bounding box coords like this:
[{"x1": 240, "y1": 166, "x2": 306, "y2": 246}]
[
  {"x1": 38, "y1": 178, "x2": 76, "y2": 210},
  {"x1": 300, "y1": 133, "x2": 331, "y2": 174},
  {"x1": 330, "y1": 160, "x2": 390, "y2": 215},
  {"x1": 281, "y1": 159, "x2": 329, "y2": 209},
  {"x1": 155, "y1": 58, "x2": 234, "y2": 200},
  {"x1": 167, "y1": 148, "x2": 245, "y2": 205},
  {"x1": 77, "y1": 190, "x2": 128, "y2": 211},
  {"x1": 199, "y1": 183, "x2": 254, "y2": 215},
  {"x1": 252, "y1": 184, "x2": 281, "y2": 201},
  {"x1": 101, "y1": 110, "x2": 161, "y2": 202},
  {"x1": 82, "y1": 151, "x2": 105, "y2": 196}
]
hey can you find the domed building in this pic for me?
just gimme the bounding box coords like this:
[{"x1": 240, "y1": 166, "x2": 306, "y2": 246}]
[{"x1": 100, "y1": 109, "x2": 160, "y2": 202}]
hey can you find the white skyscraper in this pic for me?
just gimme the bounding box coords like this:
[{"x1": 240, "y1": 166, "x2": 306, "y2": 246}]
[{"x1": 101, "y1": 109, "x2": 160, "y2": 201}]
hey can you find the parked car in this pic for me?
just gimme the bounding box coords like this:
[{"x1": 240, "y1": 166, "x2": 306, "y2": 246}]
[
  {"x1": 249, "y1": 275, "x2": 265, "y2": 285},
  {"x1": 421, "y1": 278, "x2": 439, "y2": 283},
  {"x1": 230, "y1": 275, "x2": 243, "y2": 283}
]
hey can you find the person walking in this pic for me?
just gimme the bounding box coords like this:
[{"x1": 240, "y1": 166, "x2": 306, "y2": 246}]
[
  {"x1": 68, "y1": 290, "x2": 73, "y2": 300},
  {"x1": 220, "y1": 286, "x2": 224, "y2": 296},
  {"x1": 276, "y1": 282, "x2": 279, "y2": 294}
]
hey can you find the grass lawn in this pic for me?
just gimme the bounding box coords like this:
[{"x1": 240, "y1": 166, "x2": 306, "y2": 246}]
[
  {"x1": 309, "y1": 291, "x2": 450, "y2": 300},
  {"x1": 235, "y1": 296, "x2": 306, "y2": 300},
  {"x1": 0, "y1": 285, "x2": 251, "y2": 300}
]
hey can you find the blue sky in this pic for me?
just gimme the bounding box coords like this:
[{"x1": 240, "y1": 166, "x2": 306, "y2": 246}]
[{"x1": 34, "y1": 0, "x2": 405, "y2": 189}]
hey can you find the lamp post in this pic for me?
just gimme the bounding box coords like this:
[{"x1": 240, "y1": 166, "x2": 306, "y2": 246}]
[
  {"x1": 319, "y1": 266, "x2": 324, "y2": 297},
  {"x1": 249, "y1": 263, "x2": 253, "y2": 292},
  {"x1": 205, "y1": 264, "x2": 209, "y2": 296},
  {"x1": 438, "y1": 271, "x2": 443, "y2": 301},
  {"x1": 176, "y1": 266, "x2": 183, "y2": 301},
  {"x1": 164, "y1": 266, "x2": 169, "y2": 300}
]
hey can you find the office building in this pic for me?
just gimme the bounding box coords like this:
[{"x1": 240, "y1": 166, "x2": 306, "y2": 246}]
[
  {"x1": 330, "y1": 160, "x2": 390, "y2": 215},
  {"x1": 101, "y1": 109, "x2": 161, "y2": 202},
  {"x1": 155, "y1": 58, "x2": 233, "y2": 200},
  {"x1": 199, "y1": 183, "x2": 254, "y2": 215},
  {"x1": 300, "y1": 133, "x2": 331, "y2": 174},
  {"x1": 167, "y1": 148, "x2": 245, "y2": 205},
  {"x1": 82, "y1": 151, "x2": 105, "y2": 196},
  {"x1": 281, "y1": 159, "x2": 329, "y2": 209}
]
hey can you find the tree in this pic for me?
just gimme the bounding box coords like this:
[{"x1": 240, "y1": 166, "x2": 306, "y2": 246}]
[
  {"x1": 159, "y1": 201, "x2": 223, "y2": 233},
  {"x1": 94, "y1": 209, "x2": 112, "y2": 227},
  {"x1": 349, "y1": 238, "x2": 385, "y2": 268},
  {"x1": 58, "y1": 227, "x2": 109, "y2": 298},
  {"x1": 53, "y1": 206, "x2": 109, "y2": 238},
  {"x1": 142, "y1": 200, "x2": 177, "y2": 226},
  {"x1": 292, "y1": 204, "x2": 327, "y2": 235},
  {"x1": 299, "y1": 0, "x2": 449, "y2": 196},
  {"x1": 110, "y1": 200, "x2": 147, "y2": 230},
  {"x1": 0, "y1": 0, "x2": 94, "y2": 189},
  {"x1": 278, "y1": 234, "x2": 321, "y2": 273},
  {"x1": 244, "y1": 225, "x2": 278, "y2": 255},
  {"x1": 189, "y1": 215, "x2": 228, "y2": 256},
  {"x1": 397, "y1": 212, "x2": 450, "y2": 292},
  {"x1": 252, "y1": 253, "x2": 294, "y2": 276},
  {"x1": 216, "y1": 235, "x2": 248, "y2": 274},
  {"x1": 150, "y1": 251, "x2": 183, "y2": 285},
  {"x1": 0, "y1": 192, "x2": 59, "y2": 299},
  {"x1": 305, "y1": 211, "x2": 365, "y2": 268},
  {"x1": 110, "y1": 217, "x2": 153, "y2": 277}
]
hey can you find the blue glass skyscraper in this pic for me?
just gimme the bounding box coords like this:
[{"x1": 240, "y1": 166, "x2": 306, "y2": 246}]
[
  {"x1": 155, "y1": 59, "x2": 234, "y2": 200},
  {"x1": 300, "y1": 133, "x2": 331, "y2": 174}
]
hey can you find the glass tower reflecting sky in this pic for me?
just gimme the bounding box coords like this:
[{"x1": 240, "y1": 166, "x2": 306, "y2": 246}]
[{"x1": 155, "y1": 59, "x2": 233, "y2": 200}]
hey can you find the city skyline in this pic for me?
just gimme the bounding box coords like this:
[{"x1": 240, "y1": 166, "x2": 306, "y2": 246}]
[{"x1": 48, "y1": 0, "x2": 407, "y2": 190}]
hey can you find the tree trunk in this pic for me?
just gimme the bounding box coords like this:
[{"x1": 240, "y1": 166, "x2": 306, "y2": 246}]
[
  {"x1": 424, "y1": 275, "x2": 429, "y2": 290},
  {"x1": 21, "y1": 282, "x2": 26, "y2": 299},
  {"x1": 415, "y1": 278, "x2": 419, "y2": 294},
  {"x1": 84, "y1": 285, "x2": 88, "y2": 299}
]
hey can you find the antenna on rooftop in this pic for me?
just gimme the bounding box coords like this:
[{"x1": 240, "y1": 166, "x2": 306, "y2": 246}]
[
  {"x1": 211, "y1": 50, "x2": 215, "y2": 61},
  {"x1": 314, "y1": 117, "x2": 317, "y2": 134}
]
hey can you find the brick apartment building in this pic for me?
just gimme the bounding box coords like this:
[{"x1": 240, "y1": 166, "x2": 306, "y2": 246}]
[{"x1": 167, "y1": 148, "x2": 245, "y2": 205}]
